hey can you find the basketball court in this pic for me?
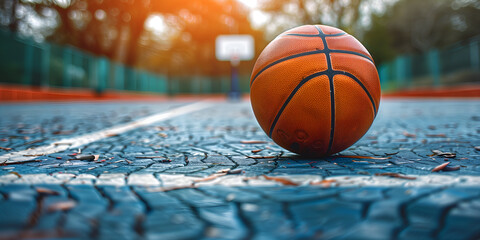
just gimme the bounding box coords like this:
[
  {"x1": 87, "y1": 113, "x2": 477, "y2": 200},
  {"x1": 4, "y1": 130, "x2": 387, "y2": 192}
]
[
  {"x1": 1, "y1": 0, "x2": 480, "y2": 239},
  {"x1": 1, "y1": 98, "x2": 479, "y2": 239}
]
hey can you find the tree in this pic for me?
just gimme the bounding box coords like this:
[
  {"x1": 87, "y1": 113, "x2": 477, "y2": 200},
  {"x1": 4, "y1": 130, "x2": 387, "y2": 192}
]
[
  {"x1": 362, "y1": 13, "x2": 396, "y2": 65},
  {"x1": 255, "y1": 0, "x2": 374, "y2": 38},
  {"x1": 135, "y1": 0, "x2": 264, "y2": 76},
  {"x1": 362, "y1": 0, "x2": 480, "y2": 62},
  {"x1": 0, "y1": 0, "x2": 58, "y2": 41},
  {"x1": 1, "y1": 0, "x2": 263, "y2": 77},
  {"x1": 388, "y1": 0, "x2": 456, "y2": 53}
]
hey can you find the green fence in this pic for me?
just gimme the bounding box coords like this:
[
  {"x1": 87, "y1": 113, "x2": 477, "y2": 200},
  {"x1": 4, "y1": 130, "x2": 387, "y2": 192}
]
[
  {"x1": 4, "y1": 29, "x2": 478, "y2": 94},
  {"x1": 379, "y1": 36, "x2": 480, "y2": 91},
  {"x1": 0, "y1": 30, "x2": 251, "y2": 95}
]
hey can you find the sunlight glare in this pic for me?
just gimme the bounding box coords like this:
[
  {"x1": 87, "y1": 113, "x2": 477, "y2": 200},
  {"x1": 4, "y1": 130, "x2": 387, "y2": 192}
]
[
  {"x1": 249, "y1": 9, "x2": 269, "y2": 29},
  {"x1": 237, "y1": 0, "x2": 258, "y2": 9},
  {"x1": 145, "y1": 14, "x2": 168, "y2": 34}
]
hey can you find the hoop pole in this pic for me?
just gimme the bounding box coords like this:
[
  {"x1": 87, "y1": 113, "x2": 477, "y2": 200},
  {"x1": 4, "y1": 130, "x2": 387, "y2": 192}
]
[{"x1": 229, "y1": 58, "x2": 241, "y2": 100}]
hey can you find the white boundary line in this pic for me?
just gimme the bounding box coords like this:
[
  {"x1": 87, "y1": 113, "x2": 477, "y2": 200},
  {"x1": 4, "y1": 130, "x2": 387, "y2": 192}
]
[
  {"x1": 1, "y1": 173, "x2": 479, "y2": 188},
  {"x1": 0, "y1": 101, "x2": 212, "y2": 164}
]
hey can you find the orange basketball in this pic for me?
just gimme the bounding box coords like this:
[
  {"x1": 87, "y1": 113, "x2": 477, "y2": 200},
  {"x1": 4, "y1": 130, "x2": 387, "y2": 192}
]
[{"x1": 250, "y1": 25, "x2": 381, "y2": 157}]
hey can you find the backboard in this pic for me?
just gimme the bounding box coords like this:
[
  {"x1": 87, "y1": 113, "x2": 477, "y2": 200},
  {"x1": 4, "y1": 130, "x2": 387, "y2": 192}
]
[{"x1": 215, "y1": 35, "x2": 254, "y2": 61}]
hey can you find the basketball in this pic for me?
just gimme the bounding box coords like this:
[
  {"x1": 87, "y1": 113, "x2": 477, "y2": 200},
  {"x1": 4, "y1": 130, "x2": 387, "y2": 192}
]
[{"x1": 250, "y1": 25, "x2": 381, "y2": 157}]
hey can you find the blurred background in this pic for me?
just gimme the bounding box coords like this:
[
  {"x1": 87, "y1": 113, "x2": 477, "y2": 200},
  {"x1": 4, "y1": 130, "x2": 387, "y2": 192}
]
[{"x1": 0, "y1": 0, "x2": 479, "y2": 100}]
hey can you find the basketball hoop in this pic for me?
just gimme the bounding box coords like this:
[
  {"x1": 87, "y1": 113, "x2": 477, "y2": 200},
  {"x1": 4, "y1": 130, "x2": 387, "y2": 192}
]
[
  {"x1": 215, "y1": 35, "x2": 254, "y2": 62},
  {"x1": 215, "y1": 34, "x2": 254, "y2": 100}
]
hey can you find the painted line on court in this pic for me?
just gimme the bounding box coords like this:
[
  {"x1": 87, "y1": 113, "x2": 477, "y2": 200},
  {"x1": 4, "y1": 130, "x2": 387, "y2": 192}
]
[
  {"x1": 0, "y1": 101, "x2": 212, "y2": 164},
  {"x1": 1, "y1": 173, "x2": 479, "y2": 188}
]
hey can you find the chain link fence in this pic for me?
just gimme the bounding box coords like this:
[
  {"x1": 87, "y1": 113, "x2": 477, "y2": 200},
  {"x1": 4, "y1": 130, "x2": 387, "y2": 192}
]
[
  {"x1": 2, "y1": 30, "x2": 479, "y2": 95},
  {"x1": 379, "y1": 36, "x2": 480, "y2": 91},
  {"x1": 0, "y1": 30, "x2": 252, "y2": 95}
]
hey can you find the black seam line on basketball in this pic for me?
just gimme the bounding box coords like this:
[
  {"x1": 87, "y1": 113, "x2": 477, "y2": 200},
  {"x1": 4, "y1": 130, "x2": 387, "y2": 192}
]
[
  {"x1": 250, "y1": 48, "x2": 372, "y2": 87},
  {"x1": 314, "y1": 25, "x2": 325, "y2": 35},
  {"x1": 250, "y1": 49, "x2": 373, "y2": 89},
  {"x1": 286, "y1": 32, "x2": 346, "y2": 37},
  {"x1": 326, "y1": 74, "x2": 335, "y2": 155},
  {"x1": 333, "y1": 71, "x2": 377, "y2": 116},
  {"x1": 314, "y1": 26, "x2": 373, "y2": 63},
  {"x1": 251, "y1": 30, "x2": 371, "y2": 87},
  {"x1": 250, "y1": 50, "x2": 325, "y2": 87},
  {"x1": 314, "y1": 26, "x2": 330, "y2": 53},
  {"x1": 330, "y1": 50, "x2": 373, "y2": 63},
  {"x1": 267, "y1": 70, "x2": 328, "y2": 138},
  {"x1": 315, "y1": 25, "x2": 336, "y2": 155},
  {"x1": 312, "y1": 26, "x2": 373, "y2": 62}
]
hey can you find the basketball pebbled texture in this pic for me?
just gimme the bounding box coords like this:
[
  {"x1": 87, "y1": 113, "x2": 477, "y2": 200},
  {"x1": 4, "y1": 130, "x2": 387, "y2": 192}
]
[{"x1": 250, "y1": 25, "x2": 381, "y2": 157}]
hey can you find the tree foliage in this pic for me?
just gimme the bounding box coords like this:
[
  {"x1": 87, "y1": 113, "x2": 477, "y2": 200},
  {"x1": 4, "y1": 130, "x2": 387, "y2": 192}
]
[
  {"x1": 363, "y1": 0, "x2": 480, "y2": 64},
  {"x1": 0, "y1": 0, "x2": 262, "y2": 76},
  {"x1": 2, "y1": 0, "x2": 479, "y2": 71},
  {"x1": 256, "y1": 0, "x2": 375, "y2": 38},
  {"x1": 362, "y1": 13, "x2": 396, "y2": 65}
]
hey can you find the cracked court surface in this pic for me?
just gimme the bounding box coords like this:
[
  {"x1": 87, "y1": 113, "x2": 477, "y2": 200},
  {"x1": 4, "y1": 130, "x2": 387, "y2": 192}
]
[{"x1": 0, "y1": 99, "x2": 479, "y2": 239}]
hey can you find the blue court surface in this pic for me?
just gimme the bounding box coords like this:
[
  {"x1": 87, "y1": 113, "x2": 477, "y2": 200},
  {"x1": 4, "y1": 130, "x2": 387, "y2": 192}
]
[{"x1": 0, "y1": 99, "x2": 479, "y2": 239}]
